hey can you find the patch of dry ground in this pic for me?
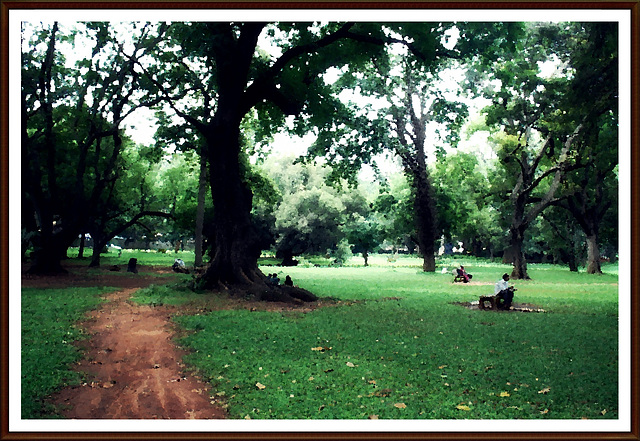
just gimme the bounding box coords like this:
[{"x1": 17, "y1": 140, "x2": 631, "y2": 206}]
[
  {"x1": 49, "y1": 288, "x2": 227, "y2": 419},
  {"x1": 25, "y1": 262, "x2": 329, "y2": 419},
  {"x1": 24, "y1": 263, "x2": 227, "y2": 419}
]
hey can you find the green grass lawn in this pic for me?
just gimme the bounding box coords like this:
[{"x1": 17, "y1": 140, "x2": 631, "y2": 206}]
[
  {"x1": 21, "y1": 287, "x2": 112, "y2": 418},
  {"x1": 66, "y1": 247, "x2": 197, "y2": 268},
  {"x1": 167, "y1": 258, "x2": 618, "y2": 419},
  {"x1": 22, "y1": 254, "x2": 619, "y2": 420}
]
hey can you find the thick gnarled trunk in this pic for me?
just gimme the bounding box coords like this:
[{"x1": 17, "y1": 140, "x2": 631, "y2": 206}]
[{"x1": 199, "y1": 122, "x2": 316, "y2": 303}]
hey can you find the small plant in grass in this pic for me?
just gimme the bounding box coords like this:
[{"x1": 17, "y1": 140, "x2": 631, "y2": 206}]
[{"x1": 21, "y1": 287, "x2": 111, "y2": 418}]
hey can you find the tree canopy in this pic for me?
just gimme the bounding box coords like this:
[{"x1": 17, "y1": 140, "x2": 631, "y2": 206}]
[{"x1": 20, "y1": 19, "x2": 620, "y2": 289}]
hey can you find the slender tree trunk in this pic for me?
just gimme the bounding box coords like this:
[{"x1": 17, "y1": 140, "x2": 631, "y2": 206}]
[
  {"x1": 586, "y1": 234, "x2": 602, "y2": 274},
  {"x1": 509, "y1": 227, "x2": 530, "y2": 280},
  {"x1": 78, "y1": 234, "x2": 85, "y2": 259},
  {"x1": 89, "y1": 231, "x2": 107, "y2": 268},
  {"x1": 194, "y1": 153, "x2": 207, "y2": 268},
  {"x1": 414, "y1": 173, "x2": 437, "y2": 272},
  {"x1": 363, "y1": 250, "x2": 369, "y2": 267},
  {"x1": 89, "y1": 245, "x2": 102, "y2": 268}
]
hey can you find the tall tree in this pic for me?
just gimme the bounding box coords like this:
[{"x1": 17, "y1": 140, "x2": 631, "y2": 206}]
[
  {"x1": 139, "y1": 22, "x2": 491, "y2": 298},
  {"x1": 376, "y1": 58, "x2": 468, "y2": 272},
  {"x1": 480, "y1": 22, "x2": 617, "y2": 279},
  {"x1": 86, "y1": 142, "x2": 173, "y2": 267},
  {"x1": 303, "y1": 24, "x2": 522, "y2": 272},
  {"x1": 554, "y1": 113, "x2": 618, "y2": 273},
  {"x1": 551, "y1": 23, "x2": 619, "y2": 274},
  {"x1": 21, "y1": 22, "x2": 164, "y2": 273}
]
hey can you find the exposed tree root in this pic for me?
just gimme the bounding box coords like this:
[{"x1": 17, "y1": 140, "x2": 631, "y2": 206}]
[{"x1": 195, "y1": 266, "x2": 318, "y2": 304}]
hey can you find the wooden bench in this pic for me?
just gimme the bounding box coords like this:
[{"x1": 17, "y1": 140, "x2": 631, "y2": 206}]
[{"x1": 479, "y1": 295, "x2": 498, "y2": 310}]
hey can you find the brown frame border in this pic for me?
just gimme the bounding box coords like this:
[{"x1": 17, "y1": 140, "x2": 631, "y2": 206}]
[{"x1": 1, "y1": 1, "x2": 638, "y2": 440}]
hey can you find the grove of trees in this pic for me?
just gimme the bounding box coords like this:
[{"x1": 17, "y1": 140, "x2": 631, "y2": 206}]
[{"x1": 21, "y1": 19, "x2": 619, "y2": 300}]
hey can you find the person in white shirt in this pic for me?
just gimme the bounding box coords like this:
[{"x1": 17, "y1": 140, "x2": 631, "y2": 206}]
[{"x1": 495, "y1": 273, "x2": 515, "y2": 310}]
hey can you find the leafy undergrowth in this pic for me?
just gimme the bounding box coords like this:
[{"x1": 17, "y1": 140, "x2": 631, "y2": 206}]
[
  {"x1": 170, "y1": 263, "x2": 618, "y2": 419},
  {"x1": 21, "y1": 287, "x2": 112, "y2": 418}
]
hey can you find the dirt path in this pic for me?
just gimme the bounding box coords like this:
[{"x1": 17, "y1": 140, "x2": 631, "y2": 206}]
[{"x1": 50, "y1": 287, "x2": 227, "y2": 419}]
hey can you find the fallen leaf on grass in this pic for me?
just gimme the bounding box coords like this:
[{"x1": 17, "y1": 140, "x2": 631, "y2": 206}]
[
  {"x1": 311, "y1": 346, "x2": 332, "y2": 352},
  {"x1": 538, "y1": 387, "x2": 551, "y2": 394},
  {"x1": 456, "y1": 405, "x2": 471, "y2": 411},
  {"x1": 601, "y1": 409, "x2": 607, "y2": 416},
  {"x1": 540, "y1": 408, "x2": 549, "y2": 414},
  {"x1": 255, "y1": 382, "x2": 266, "y2": 390},
  {"x1": 368, "y1": 415, "x2": 379, "y2": 419},
  {"x1": 370, "y1": 388, "x2": 393, "y2": 398},
  {"x1": 394, "y1": 403, "x2": 407, "y2": 409},
  {"x1": 346, "y1": 362, "x2": 355, "y2": 367},
  {"x1": 499, "y1": 391, "x2": 510, "y2": 397}
]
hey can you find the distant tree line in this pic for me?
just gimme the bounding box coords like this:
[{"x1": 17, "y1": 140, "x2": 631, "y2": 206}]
[{"x1": 21, "y1": 20, "x2": 618, "y2": 295}]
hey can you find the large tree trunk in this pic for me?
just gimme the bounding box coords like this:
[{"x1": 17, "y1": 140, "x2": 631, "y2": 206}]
[
  {"x1": 189, "y1": 22, "x2": 316, "y2": 303},
  {"x1": 199, "y1": 122, "x2": 316, "y2": 303},
  {"x1": 89, "y1": 241, "x2": 103, "y2": 268},
  {"x1": 29, "y1": 246, "x2": 68, "y2": 274},
  {"x1": 28, "y1": 229, "x2": 69, "y2": 274},
  {"x1": 585, "y1": 234, "x2": 602, "y2": 274}
]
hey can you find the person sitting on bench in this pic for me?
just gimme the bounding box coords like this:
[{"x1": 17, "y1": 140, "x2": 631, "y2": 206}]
[{"x1": 494, "y1": 273, "x2": 516, "y2": 310}]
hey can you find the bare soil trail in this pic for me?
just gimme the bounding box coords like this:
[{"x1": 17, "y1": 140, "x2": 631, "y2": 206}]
[
  {"x1": 50, "y1": 287, "x2": 227, "y2": 419},
  {"x1": 25, "y1": 263, "x2": 228, "y2": 419}
]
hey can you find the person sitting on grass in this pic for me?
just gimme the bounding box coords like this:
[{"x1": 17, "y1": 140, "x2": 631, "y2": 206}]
[
  {"x1": 268, "y1": 273, "x2": 280, "y2": 285},
  {"x1": 495, "y1": 273, "x2": 516, "y2": 310},
  {"x1": 458, "y1": 265, "x2": 473, "y2": 283}
]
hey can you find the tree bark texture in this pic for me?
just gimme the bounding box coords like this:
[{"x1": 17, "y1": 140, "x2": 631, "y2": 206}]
[
  {"x1": 585, "y1": 234, "x2": 602, "y2": 274},
  {"x1": 413, "y1": 172, "x2": 437, "y2": 272},
  {"x1": 194, "y1": 153, "x2": 208, "y2": 268},
  {"x1": 199, "y1": 119, "x2": 316, "y2": 303},
  {"x1": 509, "y1": 227, "x2": 530, "y2": 280}
]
